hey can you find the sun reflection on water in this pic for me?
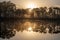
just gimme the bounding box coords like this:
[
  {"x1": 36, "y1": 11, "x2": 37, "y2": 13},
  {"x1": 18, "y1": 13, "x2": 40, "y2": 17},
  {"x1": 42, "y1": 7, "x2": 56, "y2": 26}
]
[{"x1": 28, "y1": 27, "x2": 33, "y2": 32}]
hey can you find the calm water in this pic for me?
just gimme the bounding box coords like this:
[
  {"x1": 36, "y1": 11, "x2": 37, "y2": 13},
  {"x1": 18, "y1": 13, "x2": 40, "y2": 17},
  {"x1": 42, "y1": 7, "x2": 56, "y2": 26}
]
[{"x1": 0, "y1": 19, "x2": 60, "y2": 40}]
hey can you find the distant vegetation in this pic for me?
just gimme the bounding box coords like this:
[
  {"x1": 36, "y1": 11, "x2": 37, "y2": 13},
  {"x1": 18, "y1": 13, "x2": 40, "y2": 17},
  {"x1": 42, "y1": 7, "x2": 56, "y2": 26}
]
[{"x1": 0, "y1": 1, "x2": 60, "y2": 19}]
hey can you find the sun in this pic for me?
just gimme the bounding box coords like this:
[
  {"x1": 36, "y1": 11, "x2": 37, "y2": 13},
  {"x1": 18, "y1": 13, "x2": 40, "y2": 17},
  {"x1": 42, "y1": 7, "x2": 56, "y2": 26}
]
[{"x1": 27, "y1": 3, "x2": 37, "y2": 9}]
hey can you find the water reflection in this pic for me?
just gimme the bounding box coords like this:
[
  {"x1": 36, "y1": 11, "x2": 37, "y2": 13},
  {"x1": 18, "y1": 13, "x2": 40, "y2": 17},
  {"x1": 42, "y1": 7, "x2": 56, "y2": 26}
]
[
  {"x1": 28, "y1": 27, "x2": 33, "y2": 32},
  {"x1": 0, "y1": 19, "x2": 60, "y2": 39}
]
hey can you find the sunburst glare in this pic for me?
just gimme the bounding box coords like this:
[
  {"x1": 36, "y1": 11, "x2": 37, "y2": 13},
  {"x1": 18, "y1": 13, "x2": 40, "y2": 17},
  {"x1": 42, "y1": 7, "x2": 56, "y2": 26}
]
[{"x1": 27, "y1": 3, "x2": 37, "y2": 9}]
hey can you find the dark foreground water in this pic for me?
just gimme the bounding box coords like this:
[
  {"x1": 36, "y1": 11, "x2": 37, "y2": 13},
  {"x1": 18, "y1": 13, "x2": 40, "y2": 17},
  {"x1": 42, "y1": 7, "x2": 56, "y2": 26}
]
[{"x1": 0, "y1": 19, "x2": 60, "y2": 40}]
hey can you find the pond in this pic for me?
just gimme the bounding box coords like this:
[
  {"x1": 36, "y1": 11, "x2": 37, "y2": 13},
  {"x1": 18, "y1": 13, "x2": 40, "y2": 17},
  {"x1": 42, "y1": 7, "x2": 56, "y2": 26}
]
[{"x1": 0, "y1": 19, "x2": 60, "y2": 40}]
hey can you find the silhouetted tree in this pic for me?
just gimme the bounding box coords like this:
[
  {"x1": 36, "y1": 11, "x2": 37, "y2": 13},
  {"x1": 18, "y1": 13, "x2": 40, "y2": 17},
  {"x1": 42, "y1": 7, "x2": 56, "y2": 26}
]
[{"x1": 0, "y1": 1, "x2": 16, "y2": 18}]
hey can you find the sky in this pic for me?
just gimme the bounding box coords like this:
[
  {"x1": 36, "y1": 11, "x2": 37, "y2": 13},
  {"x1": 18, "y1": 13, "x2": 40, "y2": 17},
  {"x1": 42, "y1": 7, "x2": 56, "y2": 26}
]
[{"x1": 0, "y1": 0, "x2": 60, "y2": 8}]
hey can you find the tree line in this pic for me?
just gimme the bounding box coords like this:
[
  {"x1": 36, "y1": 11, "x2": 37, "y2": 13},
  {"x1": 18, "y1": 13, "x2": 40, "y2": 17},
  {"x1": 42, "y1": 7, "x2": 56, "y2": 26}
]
[{"x1": 0, "y1": 1, "x2": 60, "y2": 18}]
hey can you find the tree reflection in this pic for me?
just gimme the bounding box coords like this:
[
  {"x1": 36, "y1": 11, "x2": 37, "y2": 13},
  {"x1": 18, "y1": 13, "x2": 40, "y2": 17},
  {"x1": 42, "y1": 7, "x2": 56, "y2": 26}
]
[
  {"x1": 0, "y1": 28, "x2": 16, "y2": 39},
  {"x1": 0, "y1": 19, "x2": 60, "y2": 39}
]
